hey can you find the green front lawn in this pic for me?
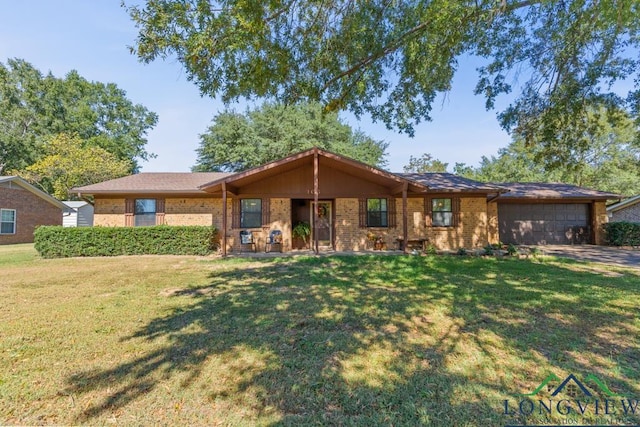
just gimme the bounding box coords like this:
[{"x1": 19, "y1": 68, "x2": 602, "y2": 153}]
[{"x1": 1, "y1": 245, "x2": 639, "y2": 426}]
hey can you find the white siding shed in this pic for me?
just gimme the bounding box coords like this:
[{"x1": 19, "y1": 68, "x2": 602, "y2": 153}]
[{"x1": 62, "y1": 201, "x2": 94, "y2": 227}]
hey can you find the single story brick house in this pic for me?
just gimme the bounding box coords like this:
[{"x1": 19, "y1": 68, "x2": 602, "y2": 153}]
[
  {"x1": 73, "y1": 148, "x2": 619, "y2": 254},
  {"x1": 0, "y1": 176, "x2": 68, "y2": 244},
  {"x1": 606, "y1": 195, "x2": 640, "y2": 223}
]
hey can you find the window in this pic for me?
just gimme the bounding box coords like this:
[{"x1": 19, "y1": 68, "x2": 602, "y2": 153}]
[
  {"x1": 0, "y1": 209, "x2": 16, "y2": 234},
  {"x1": 432, "y1": 198, "x2": 453, "y2": 227},
  {"x1": 367, "y1": 198, "x2": 388, "y2": 227},
  {"x1": 240, "y1": 199, "x2": 262, "y2": 228},
  {"x1": 134, "y1": 199, "x2": 156, "y2": 226}
]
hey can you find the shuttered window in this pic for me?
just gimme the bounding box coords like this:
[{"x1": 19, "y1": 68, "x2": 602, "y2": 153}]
[
  {"x1": 134, "y1": 199, "x2": 157, "y2": 226},
  {"x1": 155, "y1": 199, "x2": 165, "y2": 225},
  {"x1": 125, "y1": 199, "x2": 135, "y2": 226},
  {"x1": 359, "y1": 197, "x2": 396, "y2": 228},
  {"x1": 425, "y1": 197, "x2": 460, "y2": 227},
  {"x1": 388, "y1": 198, "x2": 397, "y2": 228},
  {"x1": 358, "y1": 198, "x2": 367, "y2": 228}
]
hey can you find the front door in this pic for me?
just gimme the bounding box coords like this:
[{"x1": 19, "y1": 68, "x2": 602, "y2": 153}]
[{"x1": 311, "y1": 201, "x2": 332, "y2": 248}]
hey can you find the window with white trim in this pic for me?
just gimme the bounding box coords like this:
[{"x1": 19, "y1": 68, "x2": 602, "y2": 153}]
[{"x1": 0, "y1": 209, "x2": 16, "y2": 234}]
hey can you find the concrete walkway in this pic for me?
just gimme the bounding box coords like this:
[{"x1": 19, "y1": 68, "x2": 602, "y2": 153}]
[{"x1": 540, "y1": 245, "x2": 640, "y2": 270}]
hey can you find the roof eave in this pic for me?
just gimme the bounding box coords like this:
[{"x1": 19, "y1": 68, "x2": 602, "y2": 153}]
[{"x1": 74, "y1": 189, "x2": 211, "y2": 196}]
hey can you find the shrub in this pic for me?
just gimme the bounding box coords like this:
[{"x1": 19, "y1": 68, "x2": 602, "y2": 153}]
[
  {"x1": 425, "y1": 244, "x2": 438, "y2": 256},
  {"x1": 34, "y1": 226, "x2": 219, "y2": 258},
  {"x1": 507, "y1": 244, "x2": 518, "y2": 256},
  {"x1": 456, "y1": 247, "x2": 467, "y2": 256},
  {"x1": 603, "y1": 221, "x2": 640, "y2": 247}
]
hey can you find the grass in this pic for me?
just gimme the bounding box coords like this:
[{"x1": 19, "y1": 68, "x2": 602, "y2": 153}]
[{"x1": 1, "y1": 245, "x2": 639, "y2": 426}]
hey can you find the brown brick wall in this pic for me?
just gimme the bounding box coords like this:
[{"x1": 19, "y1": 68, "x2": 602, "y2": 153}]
[
  {"x1": 93, "y1": 198, "x2": 126, "y2": 227},
  {"x1": 426, "y1": 197, "x2": 489, "y2": 250},
  {"x1": 0, "y1": 186, "x2": 62, "y2": 244},
  {"x1": 334, "y1": 197, "x2": 426, "y2": 251},
  {"x1": 610, "y1": 202, "x2": 640, "y2": 223},
  {"x1": 94, "y1": 197, "x2": 217, "y2": 227},
  {"x1": 334, "y1": 198, "x2": 369, "y2": 251},
  {"x1": 164, "y1": 198, "x2": 216, "y2": 226},
  {"x1": 222, "y1": 198, "x2": 292, "y2": 253},
  {"x1": 487, "y1": 201, "x2": 499, "y2": 244},
  {"x1": 593, "y1": 201, "x2": 608, "y2": 245},
  {"x1": 92, "y1": 195, "x2": 493, "y2": 252}
]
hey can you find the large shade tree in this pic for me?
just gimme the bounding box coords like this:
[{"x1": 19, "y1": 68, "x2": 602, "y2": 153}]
[
  {"x1": 20, "y1": 133, "x2": 131, "y2": 200},
  {"x1": 127, "y1": 0, "x2": 640, "y2": 158},
  {"x1": 457, "y1": 108, "x2": 640, "y2": 196},
  {"x1": 0, "y1": 58, "x2": 158, "y2": 174},
  {"x1": 193, "y1": 102, "x2": 388, "y2": 172}
]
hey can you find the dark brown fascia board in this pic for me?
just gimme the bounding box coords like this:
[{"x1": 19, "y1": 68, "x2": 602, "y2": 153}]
[{"x1": 496, "y1": 196, "x2": 618, "y2": 203}]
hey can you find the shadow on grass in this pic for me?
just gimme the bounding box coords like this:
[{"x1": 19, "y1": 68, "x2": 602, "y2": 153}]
[{"x1": 65, "y1": 256, "x2": 640, "y2": 425}]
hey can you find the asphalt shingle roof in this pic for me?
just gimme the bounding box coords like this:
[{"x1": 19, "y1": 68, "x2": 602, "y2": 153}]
[
  {"x1": 495, "y1": 182, "x2": 620, "y2": 200},
  {"x1": 398, "y1": 172, "x2": 504, "y2": 192},
  {"x1": 73, "y1": 172, "x2": 232, "y2": 194}
]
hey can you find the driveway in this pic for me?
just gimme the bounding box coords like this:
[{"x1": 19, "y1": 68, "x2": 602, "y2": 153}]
[{"x1": 540, "y1": 245, "x2": 640, "y2": 270}]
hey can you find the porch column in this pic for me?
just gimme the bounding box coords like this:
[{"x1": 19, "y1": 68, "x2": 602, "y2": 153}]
[
  {"x1": 402, "y1": 182, "x2": 408, "y2": 252},
  {"x1": 313, "y1": 149, "x2": 319, "y2": 255},
  {"x1": 222, "y1": 181, "x2": 228, "y2": 257}
]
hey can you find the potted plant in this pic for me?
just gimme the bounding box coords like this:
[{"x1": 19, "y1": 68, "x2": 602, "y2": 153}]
[
  {"x1": 367, "y1": 231, "x2": 385, "y2": 250},
  {"x1": 292, "y1": 221, "x2": 311, "y2": 249}
]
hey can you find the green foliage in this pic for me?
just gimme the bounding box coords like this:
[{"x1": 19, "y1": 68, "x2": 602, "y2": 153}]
[
  {"x1": 456, "y1": 247, "x2": 467, "y2": 256},
  {"x1": 34, "y1": 226, "x2": 218, "y2": 258},
  {"x1": 458, "y1": 108, "x2": 640, "y2": 196},
  {"x1": 292, "y1": 221, "x2": 311, "y2": 243},
  {"x1": 128, "y1": 0, "x2": 640, "y2": 148},
  {"x1": 603, "y1": 222, "x2": 640, "y2": 247},
  {"x1": 18, "y1": 133, "x2": 130, "y2": 199},
  {"x1": 192, "y1": 102, "x2": 388, "y2": 171},
  {"x1": 425, "y1": 244, "x2": 437, "y2": 256},
  {"x1": 0, "y1": 58, "x2": 158, "y2": 174},
  {"x1": 507, "y1": 244, "x2": 518, "y2": 256},
  {"x1": 483, "y1": 244, "x2": 494, "y2": 256},
  {"x1": 403, "y1": 153, "x2": 448, "y2": 173}
]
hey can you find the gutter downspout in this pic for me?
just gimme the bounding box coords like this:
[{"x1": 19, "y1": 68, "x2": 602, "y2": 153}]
[{"x1": 487, "y1": 189, "x2": 509, "y2": 203}]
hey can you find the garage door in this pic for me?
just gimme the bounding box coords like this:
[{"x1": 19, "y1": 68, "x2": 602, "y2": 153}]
[{"x1": 498, "y1": 203, "x2": 589, "y2": 245}]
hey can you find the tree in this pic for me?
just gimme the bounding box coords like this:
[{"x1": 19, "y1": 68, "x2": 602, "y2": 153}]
[
  {"x1": 0, "y1": 58, "x2": 158, "y2": 174},
  {"x1": 457, "y1": 109, "x2": 640, "y2": 196},
  {"x1": 127, "y1": 0, "x2": 640, "y2": 155},
  {"x1": 192, "y1": 102, "x2": 388, "y2": 171},
  {"x1": 19, "y1": 133, "x2": 131, "y2": 200},
  {"x1": 403, "y1": 153, "x2": 448, "y2": 173}
]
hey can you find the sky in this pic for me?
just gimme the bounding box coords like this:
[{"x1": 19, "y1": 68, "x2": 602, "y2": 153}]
[{"x1": 0, "y1": 1, "x2": 514, "y2": 173}]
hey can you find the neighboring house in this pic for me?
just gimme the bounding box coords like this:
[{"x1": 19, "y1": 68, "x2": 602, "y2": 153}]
[
  {"x1": 73, "y1": 148, "x2": 619, "y2": 254},
  {"x1": 606, "y1": 195, "x2": 640, "y2": 223},
  {"x1": 62, "y1": 201, "x2": 94, "y2": 227},
  {"x1": 0, "y1": 176, "x2": 68, "y2": 244}
]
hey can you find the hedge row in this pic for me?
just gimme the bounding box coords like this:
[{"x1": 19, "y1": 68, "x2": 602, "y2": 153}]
[
  {"x1": 603, "y1": 221, "x2": 640, "y2": 247},
  {"x1": 34, "y1": 226, "x2": 219, "y2": 258}
]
